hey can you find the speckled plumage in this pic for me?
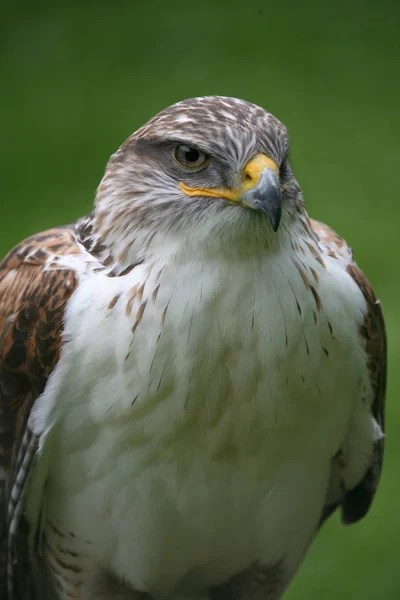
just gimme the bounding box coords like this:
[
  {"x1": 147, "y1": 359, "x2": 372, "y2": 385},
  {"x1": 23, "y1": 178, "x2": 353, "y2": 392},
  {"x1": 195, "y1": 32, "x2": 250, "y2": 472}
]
[{"x1": 0, "y1": 97, "x2": 386, "y2": 600}]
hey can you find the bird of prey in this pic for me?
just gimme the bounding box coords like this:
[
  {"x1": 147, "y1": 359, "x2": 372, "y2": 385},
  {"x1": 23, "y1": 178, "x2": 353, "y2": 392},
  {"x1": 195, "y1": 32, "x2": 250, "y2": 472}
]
[{"x1": 0, "y1": 96, "x2": 386, "y2": 600}]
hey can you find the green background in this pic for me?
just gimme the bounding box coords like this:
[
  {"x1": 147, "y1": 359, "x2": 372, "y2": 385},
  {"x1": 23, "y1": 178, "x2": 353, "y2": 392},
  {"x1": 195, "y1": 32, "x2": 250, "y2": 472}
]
[{"x1": 1, "y1": 1, "x2": 399, "y2": 598}]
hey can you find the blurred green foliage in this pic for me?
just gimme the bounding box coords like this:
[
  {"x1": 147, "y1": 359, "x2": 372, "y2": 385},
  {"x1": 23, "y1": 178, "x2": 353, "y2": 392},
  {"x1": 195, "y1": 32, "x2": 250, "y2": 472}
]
[{"x1": 1, "y1": 1, "x2": 399, "y2": 598}]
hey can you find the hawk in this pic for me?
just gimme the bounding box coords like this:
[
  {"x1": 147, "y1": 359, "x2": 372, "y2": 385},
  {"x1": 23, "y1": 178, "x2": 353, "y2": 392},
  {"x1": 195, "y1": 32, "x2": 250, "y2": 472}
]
[{"x1": 0, "y1": 97, "x2": 386, "y2": 600}]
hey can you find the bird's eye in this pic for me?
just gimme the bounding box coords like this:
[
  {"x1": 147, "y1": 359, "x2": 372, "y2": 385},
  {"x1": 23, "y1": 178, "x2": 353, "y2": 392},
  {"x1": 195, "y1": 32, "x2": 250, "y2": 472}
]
[{"x1": 173, "y1": 145, "x2": 210, "y2": 170}]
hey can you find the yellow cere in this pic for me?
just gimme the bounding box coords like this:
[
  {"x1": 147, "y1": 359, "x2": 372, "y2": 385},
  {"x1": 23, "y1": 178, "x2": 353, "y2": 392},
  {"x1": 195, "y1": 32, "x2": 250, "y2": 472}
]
[{"x1": 178, "y1": 153, "x2": 279, "y2": 203}]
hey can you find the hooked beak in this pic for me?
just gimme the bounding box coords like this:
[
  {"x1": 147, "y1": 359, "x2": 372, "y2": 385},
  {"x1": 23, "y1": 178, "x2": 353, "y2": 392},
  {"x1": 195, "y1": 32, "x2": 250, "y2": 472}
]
[
  {"x1": 240, "y1": 167, "x2": 282, "y2": 232},
  {"x1": 178, "y1": 153, "x2": 282, "y2": 231}
]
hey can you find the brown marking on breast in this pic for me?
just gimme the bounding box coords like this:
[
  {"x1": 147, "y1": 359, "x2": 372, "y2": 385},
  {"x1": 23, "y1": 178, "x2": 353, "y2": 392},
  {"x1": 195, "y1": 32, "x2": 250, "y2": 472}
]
[
  {"x1": 125, "y1": 286, "x2": 137, "y2": 316},
  {"x1": 309, "y1": 285, "x2": 322, "y2": 312},
  {"x1": 55, "y1": 545, "x2": 79, "y2": 558},
  {"x1": 327, "y1": 320, "x2": 335, "y2": 337},
  {"x1": 131, "y1": 300, "x2": 148, "y2": 335},
  {"x1": 312, "y1": 310, "x2": 317, "y2": 325},
  {"x1": 152, "y1": 284, "x2": 160, "y2": 303},
  {"x1": 303, "y1": 333, "x2": 310, "y2": 355},
  {"x1": 137, "y1": 282, "x2": 145, "y2": 303},
  {"x1": 322, "y1": 346, "x2": 329, "y2": 356},
  {"x1": 293, "y1": 259, "x2": 310, "y2": 289},
  {"x1": 43, "y1": 536, "x2": 84, "y2": 596},
  {"x1": 120, "y1": 264, "x2": 137, "y2": 277},
  {"x1": 106, "y1": 262, "x2": 142, "y2": 278},
  {"x1": 52, "y1": 553, "x2": 83, "y2": 575},
  {"x1": 310, "y1": 267, "x2": 319, "y2": 283},
  {"x1": 107, "y1": 294, "x2": 120, "y2": 309},
  {"x1": 135, "y1": 300, "x2": 147, "y2": 323},
  {"x1": 161, "y1": 302, "x2": 169, "y2": 327},
  {"x1": 300, "y1": 217, "x2": 313, "y2": 237},
  {"x1": 48, "y1": 521, "x2": 66, "y2": 539},
  {"x1": 305, "y1": 240, "x2": 326, "y2": 267}
]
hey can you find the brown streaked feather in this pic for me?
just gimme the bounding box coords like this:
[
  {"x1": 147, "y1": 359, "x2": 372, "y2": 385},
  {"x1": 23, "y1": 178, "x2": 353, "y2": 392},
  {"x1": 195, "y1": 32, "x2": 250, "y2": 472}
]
[
  {"x1": 310, "y1": 218, "x2": 353, "y2": 261},
  {"x1": 0, "y1": 226, "x2": 80, "y2": 599},
  {"x1": 311, "y1": 219, "x2": 387, "y2": 525},
  {"x1": 343, "y1": 263, "x2": 386, "y2": 523}
]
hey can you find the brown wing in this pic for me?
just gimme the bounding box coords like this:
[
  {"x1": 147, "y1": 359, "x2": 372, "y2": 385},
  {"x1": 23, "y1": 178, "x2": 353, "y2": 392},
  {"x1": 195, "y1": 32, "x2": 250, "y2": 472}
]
[
  {"x1": 0, "y1": 226, "x2": 80, "y2": 599},
  {"x1": 311, "y1": 219, "x2": 387, "y2": 524}
]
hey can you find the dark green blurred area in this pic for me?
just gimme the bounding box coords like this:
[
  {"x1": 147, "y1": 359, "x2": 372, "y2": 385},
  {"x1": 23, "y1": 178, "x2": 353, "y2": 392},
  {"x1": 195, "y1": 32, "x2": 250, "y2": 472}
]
[{"x1": 1, "y1": 1, "x2": 399, "y2": 598}]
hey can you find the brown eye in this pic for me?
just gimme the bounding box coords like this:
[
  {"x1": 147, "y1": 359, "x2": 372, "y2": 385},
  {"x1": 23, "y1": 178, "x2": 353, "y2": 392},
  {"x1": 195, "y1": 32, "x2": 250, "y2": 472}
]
[{"x1": 173, "y1": 145, "x2": 210, "y2": 169}]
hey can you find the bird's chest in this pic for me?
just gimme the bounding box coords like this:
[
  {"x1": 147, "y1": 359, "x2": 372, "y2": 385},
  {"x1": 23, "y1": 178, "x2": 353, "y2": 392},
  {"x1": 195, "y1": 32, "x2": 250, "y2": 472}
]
[
  {"x1": 32, "y1": 254, "x2": 359, "y2": 597},
  {"x1": 126, "y1": 256, "x2": 342, "y2": 444},
  {"x1": 63, "y1": 256, "x2": 342, "y2": 451}
]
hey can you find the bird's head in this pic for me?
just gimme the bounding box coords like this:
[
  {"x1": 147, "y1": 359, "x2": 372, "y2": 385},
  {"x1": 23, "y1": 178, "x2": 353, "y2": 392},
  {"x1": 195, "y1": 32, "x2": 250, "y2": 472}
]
[{"x1": 91, "y1": 96, "x2": 304, "y2": 267}]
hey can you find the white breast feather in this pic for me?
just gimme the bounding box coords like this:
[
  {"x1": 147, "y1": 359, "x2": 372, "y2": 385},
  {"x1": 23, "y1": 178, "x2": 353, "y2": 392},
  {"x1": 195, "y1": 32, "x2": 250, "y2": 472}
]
[{"x1": 26, "y1": 233, "x2": 378, "y2": 599}]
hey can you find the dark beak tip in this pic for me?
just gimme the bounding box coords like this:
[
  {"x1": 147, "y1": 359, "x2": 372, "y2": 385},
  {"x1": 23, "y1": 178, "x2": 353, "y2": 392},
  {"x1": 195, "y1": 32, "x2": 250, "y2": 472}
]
[
  {"x1": 271, "y1": 208, "x2": 282, "y2": 232},
  {"x1": 241, "y1": 168, "x2": 282, "y2": 232},
  {"x1": 256, "y1": 203, "x2": 281, "y2": 232}
]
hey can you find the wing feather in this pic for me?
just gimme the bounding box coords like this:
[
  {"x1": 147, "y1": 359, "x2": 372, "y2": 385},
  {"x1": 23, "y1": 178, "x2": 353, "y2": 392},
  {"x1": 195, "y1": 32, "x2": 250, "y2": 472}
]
[
  {"x1": 311, "y1": 219, "x2": 387, "y2": 524},
  {"x1": 0, "y1": 226, "x2": 79, "y2": 599}
]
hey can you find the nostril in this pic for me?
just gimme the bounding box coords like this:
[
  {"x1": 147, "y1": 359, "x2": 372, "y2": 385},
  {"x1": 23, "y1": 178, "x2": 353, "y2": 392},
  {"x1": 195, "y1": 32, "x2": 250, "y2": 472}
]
[{"x1": 244, "y1": 172, "x2": 253, "y2": 182}]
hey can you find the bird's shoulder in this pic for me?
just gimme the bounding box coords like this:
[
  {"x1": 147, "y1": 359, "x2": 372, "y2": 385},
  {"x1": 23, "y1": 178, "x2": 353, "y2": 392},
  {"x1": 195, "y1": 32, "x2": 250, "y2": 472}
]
[
  {"x1": 310, "y1": 219, "x2": 386, "y2": 400},
  {"x1": 310, "y1": 218, "x2": 354, "y2": 262},
  {"x1": 310, "y1": 218, "x2": 386, "y2": 524},
  {"x1": 0, "y1": 225, "x2": 82, "y2": 392},
  {"x1": 0, "y1": 224, "x2": 82, "y2": 599}
]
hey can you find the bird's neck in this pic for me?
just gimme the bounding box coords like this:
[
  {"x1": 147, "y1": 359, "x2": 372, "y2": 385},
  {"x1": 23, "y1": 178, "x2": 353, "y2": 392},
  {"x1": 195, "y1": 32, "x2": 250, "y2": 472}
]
[{"x1": 79, "y1": 207, "x2": 311, "y2": 275}]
